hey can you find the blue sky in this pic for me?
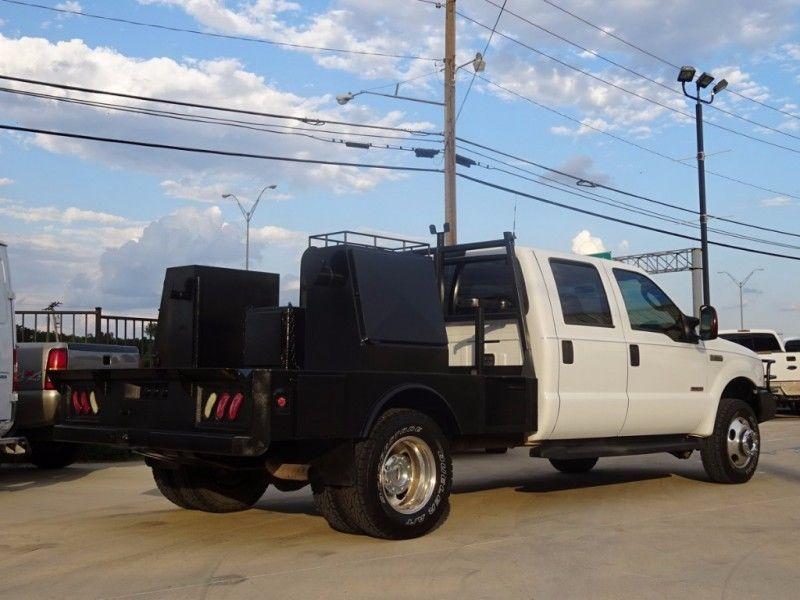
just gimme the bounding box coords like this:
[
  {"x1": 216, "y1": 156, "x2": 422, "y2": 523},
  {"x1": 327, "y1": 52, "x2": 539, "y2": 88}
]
[{"x1": 1, "y1": 0, "x2": 800, "y2": 335}]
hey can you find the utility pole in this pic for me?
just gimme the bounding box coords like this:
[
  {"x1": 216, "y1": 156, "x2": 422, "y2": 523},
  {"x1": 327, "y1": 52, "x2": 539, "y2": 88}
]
[
  {"x1": 719, "y1": 268, "x2": 763, "y2": 330},
  {"x1": 443, "y1": 0, "x2": 457, "y2": 245}
]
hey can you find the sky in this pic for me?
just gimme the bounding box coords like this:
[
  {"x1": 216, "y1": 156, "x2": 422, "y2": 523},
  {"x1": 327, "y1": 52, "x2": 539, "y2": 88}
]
[{"x1": 1, "y1": 0, "x2": 800, "y2": 335}]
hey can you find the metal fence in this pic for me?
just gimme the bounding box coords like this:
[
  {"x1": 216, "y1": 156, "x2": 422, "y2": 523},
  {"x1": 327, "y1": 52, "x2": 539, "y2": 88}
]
[{"x1": 15, "y1": 307, "x2": 158, "y2": 362}]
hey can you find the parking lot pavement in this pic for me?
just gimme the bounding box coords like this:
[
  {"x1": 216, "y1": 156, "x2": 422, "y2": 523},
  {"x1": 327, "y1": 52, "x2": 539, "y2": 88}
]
[{"x1": 1, "y1": 417, "x2": 799, "y2": 600}]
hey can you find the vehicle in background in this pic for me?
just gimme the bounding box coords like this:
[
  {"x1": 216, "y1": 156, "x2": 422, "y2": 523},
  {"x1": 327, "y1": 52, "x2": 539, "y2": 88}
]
[
  {"x1": 14, "y1": 342, "x2": 139, "y2": 468},
  {"x1": 53, "y1": 232, "x2": 773, "y2": 539},
  {"x1": 719, "y1": 329, "x2": 800, "y2": 414},
  {"x1": 0, "y1": 242, "x2": 25, "y2": 457}
]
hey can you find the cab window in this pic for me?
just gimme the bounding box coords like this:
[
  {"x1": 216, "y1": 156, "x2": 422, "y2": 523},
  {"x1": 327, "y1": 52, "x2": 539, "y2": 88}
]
[
  {"x1": 445, "y1": 257, "x2": 517, "y2": 317},
  {"x1": 613, "y1": 269, "x2": 684, "y2": 342},
  {"x1": 549, "y1": 259, "x2": 613, "y2": 327}
]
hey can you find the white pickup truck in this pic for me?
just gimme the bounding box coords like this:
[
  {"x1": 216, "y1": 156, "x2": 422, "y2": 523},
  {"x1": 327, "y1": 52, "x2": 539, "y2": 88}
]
[
  {"x1": 0, "y1": 241, "x2": 25, "y2": 457},
  {"x1": 53, "y1": 232, "x2": 775, "y2": 539},
  {"x1": 720, "y1": 329, "x2": 800, "y2": 413}
]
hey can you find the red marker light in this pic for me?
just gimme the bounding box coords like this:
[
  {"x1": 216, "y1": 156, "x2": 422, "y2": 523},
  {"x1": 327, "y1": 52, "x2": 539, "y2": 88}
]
[
  {"x1": 228, "y1": 393, "x2": 244, "y2": 420},
  {"x1": 275, "y1": 395, "x2": 288, "y2": 409},
  {"x1": 71, "y1": 390, "x2": 81, "y2": 414},
  {"x1": 215, "y1": 392, "x2": 231, "y2": 420},
  {"x1": 79, "y1": 391, "x2": 90, "y2": 415}
]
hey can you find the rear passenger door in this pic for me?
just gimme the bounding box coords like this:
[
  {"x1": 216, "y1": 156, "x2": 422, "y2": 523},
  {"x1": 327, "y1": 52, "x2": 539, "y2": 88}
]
[{"x1": 543, "y1": 258, "x2": 629, "y2": 439}]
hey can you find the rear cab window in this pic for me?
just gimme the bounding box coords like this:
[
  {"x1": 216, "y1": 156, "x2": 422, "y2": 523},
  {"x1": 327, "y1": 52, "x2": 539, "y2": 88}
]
[
  {"x1": 549, "y1": 259, "x2": 613, "y2": 327},
  {"x1": 720, "y1": 333, "x2": 782, "y2": 354},
  {"x1": 443, "y1": 255, "x2": 519, "y2": 319}
]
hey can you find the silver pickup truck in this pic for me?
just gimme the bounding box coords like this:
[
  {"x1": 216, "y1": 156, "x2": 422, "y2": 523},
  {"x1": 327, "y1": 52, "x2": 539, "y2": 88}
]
[{"x1": 16, "y1": 342, "x2": 139, "y2": 468}]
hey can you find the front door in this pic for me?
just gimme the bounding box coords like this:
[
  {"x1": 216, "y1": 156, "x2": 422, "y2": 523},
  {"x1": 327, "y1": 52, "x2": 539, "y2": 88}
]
[
  {"x1": 609, "y1": 267, "x2": 709, "y2": 435},
  {"x1": 544, "y1": 257, "x2": 629, "y2": 439}
]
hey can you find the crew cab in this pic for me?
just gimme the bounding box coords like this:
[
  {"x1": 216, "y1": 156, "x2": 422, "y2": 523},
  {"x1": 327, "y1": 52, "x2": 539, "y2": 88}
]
[
  {"x1": 52, "y1": 232, "x2": 774, "y2": 539},
  {"x1": 719, "y1": 329, "x2": 800, "y2": 413},
  {"x1": 15, "y1": 341, "x2": 138, "y2": 468}
]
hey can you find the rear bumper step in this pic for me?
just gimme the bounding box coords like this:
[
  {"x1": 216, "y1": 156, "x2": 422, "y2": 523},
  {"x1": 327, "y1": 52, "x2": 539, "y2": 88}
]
[{"x1": 54, "y1": 425, "x2": 264, "y2": 456}]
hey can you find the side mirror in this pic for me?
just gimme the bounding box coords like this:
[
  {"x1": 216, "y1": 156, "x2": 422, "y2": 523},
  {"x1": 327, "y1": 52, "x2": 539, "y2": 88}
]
[{"x1": 699, "y1": 305, "x2": 718, "y2": 341}]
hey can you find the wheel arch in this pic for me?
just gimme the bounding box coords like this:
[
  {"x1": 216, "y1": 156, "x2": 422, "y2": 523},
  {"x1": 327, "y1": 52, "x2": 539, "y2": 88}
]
[
  {"x1": 721, "y1": 376, "x2": 769, "y2": 422},
  {"x1": 360, "y1": 385, "x2": 461, "y2": 439}
]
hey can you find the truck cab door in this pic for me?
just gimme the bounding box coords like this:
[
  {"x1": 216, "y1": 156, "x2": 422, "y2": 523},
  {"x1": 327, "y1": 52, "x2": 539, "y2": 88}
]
[
  {"x1": 543, "y1": 257, "x2": 629, "y2": 439},
  {"x1": 609, "y1": 267, "x2": 709, "y2": 435}
]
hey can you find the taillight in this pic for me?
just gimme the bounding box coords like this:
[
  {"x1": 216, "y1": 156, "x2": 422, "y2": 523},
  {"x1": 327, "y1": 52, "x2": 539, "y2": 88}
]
[
  {"x1": 215, "y1": 392, "x2": 231, "y2": 420},
  {"x1": 44, "y1": 347, "x2": 68, "y2": 391},
  {"x1": 79, "y1": 391, "x2": 90, "y2": 415},
  {"x1": 12, "y1": 347, "x2": 18, "y2": 392},
  {"x1": 71, "y1": 390, "x2": 81, "y2": 413},
  {"x1": 228, "y1": 393, "x2": 244, "y2": 420}
]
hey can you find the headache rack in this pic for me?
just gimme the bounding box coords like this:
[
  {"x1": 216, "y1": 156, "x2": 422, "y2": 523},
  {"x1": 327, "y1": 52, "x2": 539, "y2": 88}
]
[{"x1": 309, "y1": 231, "x2": 430, "y2": 252}]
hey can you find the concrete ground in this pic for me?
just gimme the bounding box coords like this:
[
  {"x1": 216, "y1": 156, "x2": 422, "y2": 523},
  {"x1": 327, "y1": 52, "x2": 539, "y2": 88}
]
[{"x1": 1, "y1": 416, "x2": 799, "y2": 600}]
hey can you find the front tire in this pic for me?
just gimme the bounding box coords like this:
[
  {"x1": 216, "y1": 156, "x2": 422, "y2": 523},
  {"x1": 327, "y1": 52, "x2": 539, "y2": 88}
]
[
  {"x1": 152, "y1": 465, "x2": 268, "y2": 512},
  {"x1": 333, "y1": 409, "x2": 452, "y2": 539},
  {"x1": 549, "y1": 457, "x2": 598, "y2": 473},
  {"x1": 701, "y1": 398, "x2": 760, "y2": 484}
]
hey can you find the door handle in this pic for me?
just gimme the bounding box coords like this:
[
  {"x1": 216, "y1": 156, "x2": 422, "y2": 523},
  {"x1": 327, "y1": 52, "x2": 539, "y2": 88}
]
[
  {"x1": 562, "y1": 340, "x2": 574, "y2": 364},
  {"x1": 629, "y1": 344, "x2": 640, "y2": 367}
]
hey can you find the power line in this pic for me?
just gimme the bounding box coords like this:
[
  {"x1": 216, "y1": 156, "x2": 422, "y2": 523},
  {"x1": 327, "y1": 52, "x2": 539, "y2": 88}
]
[
  {"x1": 0, "y1": 0, "x2": 440, "y2": 62},
  {"x1": 457, "y1": 172, "x2": 800, "y2": 261},
  {"x1": 456, "y1": 135, "x2": 800, "y2": 237},
  {"x1": 0, "y1": 123, "x2": 445, "y2": 173},
  {"x1": 459, "y1": 147, "x2": 800, "y2": 251},
  {"x1": 456, "y1": 0, "x2": 507, "y2": 121},
  {"x1": 538, "y1": 0, "x2": 800, "y2": 122},
  {"x1": 0, "y1": 86, "x2": 441, "y2": 152},
  {"x1": 0, "y1": 74, "x2": 442, "y2": 136},
  {"x1": 477, "y1": 0, "x2": 800, "y2": 144},
  {"x1": 458, "y1": 10, "x2": 800, "y2": 156},
  {"x1": 475, "y1": 74, "x2": 800, "y2": 202}
]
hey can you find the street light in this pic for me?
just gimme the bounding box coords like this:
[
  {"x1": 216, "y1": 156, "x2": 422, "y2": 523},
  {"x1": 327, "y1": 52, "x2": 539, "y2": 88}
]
[
  {"x1": 222, "y1": 184, "x2": 277, "y2": 270},
  {"x1": 719, "y1": 268, "x2": 763, "y2": 330},
  {"x1": 336, "y1": 51, "x2": 486, "y2": 247},
  {"x1": 678, "y1": 65, "x2": 729, "y2": 307}
]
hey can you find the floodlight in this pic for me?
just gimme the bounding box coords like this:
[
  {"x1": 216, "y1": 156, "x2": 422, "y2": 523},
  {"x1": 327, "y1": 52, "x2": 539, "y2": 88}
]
[
  {"x1": 336, "y1": 92, "x2": 355, "y2": 105},
  {"x1": 677, "y1": 66, "x2": 696, "y2": 83},
  {"x1": 472, "y1": 52, "x2": 486, "y2": 73},
  {"x1": 712, "y1": 79, "x2": 728, "y2": 94},
  {"x1": 696, "y1": 72, "x2": 714, "y2": 88}
]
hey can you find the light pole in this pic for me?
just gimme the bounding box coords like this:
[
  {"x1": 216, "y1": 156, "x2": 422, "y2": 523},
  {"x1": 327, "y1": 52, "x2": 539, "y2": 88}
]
[
  {"x1": 719, "y1": 268, "x2": 763, "y2": 330},
  {"x1": 222, "y1": 184, "x2": 277, "y2": 270},
  {"x1": 678, "y1": 66, "x2": 728, "y2": 307}
]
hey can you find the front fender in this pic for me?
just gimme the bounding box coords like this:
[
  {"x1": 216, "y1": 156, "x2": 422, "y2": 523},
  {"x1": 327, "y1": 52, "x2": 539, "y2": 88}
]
[{"x1": 693, "y1": 355, "x2": 764, "y2": 437}]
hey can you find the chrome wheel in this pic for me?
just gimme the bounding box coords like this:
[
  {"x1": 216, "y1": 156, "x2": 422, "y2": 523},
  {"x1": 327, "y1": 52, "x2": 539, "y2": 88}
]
[
  {"x1": 379, "y1": 435, "x2": 437, "y2": 515},
  {"x1": 726, "y1": 416, "x2": 759, "y2": 469}
]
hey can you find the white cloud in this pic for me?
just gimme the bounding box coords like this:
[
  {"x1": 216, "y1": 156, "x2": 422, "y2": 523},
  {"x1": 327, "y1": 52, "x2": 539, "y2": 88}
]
[
  {"x1": 545, "y1": 155, "x2": 611, "y2": 187},
  {"x1": 571, "y1": 229, "x2": 606, "y2": 255},
  {"x1": 0, "y1": 34, "x2": 433, "y2": 197},
  {"x1": 760, "y1": 195, "x2": 792, "y2": 207},
  {"x1": 0, "y1": 199, "x2": 130, "y2": 225},
  {"x1": 0, "y1": 178, "x2": 12, "y2": 186},
  {"x1": 55, "y1": 1, "x2": 82, "y2": 11}
]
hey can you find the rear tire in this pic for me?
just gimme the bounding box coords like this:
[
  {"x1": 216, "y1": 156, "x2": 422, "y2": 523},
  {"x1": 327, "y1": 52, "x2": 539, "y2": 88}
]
[
  {"x1": 549, "y1": 457, "x2": 598, "y2": 474},
  {"x1": 333, "y1": 409, "x2": 452, "y2": 540},
  {"x1": 312, "y1": 484, "x2": 361, "y2": 534},
  {"x1": 701, "y1": 397, "x2": 760, "y2": 484},
  {"x1": 29, "y1": 441, "x2": 79, "y2": 470},
  {"x1": 153, "y1": 465, "x2": 268, "y2": 512}
]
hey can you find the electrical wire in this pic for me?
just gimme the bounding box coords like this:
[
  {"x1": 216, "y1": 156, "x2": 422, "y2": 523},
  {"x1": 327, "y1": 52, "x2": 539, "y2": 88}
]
[
  {"x1": 477, "y1": 0, "x2": 800, "y2": 143},
  {"x1": 475, "y1": 74, "x2": 800, "y2": 202},
  {"x1": 0, "y1": 0, "x2": 439, "y2": 62},
  {"x1": 0, "y1": 123, "x2": 445, "y2": 173},
  {"x1": 459, "y1": 147, "x2": 800, "y2": 251},
  {"x1": 457, "y1": 172, "x2": 800, "y2": 261},
  {"x1": 538, "y1": 0, "x2": 800, "y2": 122},
  {"x1": 458, "y1": 10, "x2": 800, "y2": 156},
  {"x1": 0, "y1": 74, "x2": 442, "y2": 136},
  {"x1": 0, "y1": 87, "x2": 441, "y2": 153},
  {"x1": 456, "y1": 0, "x2": 507, "y2": 121}
]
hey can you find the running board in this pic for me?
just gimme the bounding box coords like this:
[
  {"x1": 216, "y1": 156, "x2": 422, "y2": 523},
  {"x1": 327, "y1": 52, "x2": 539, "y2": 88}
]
[{"x1": 530, "y1": 435, "x2": 703, "y2": 460}]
